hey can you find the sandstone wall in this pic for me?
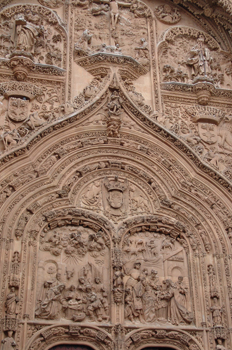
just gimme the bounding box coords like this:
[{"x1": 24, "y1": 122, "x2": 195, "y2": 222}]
[{"x1": 0, "y1": 1, "x2": 232, "y2": 350}]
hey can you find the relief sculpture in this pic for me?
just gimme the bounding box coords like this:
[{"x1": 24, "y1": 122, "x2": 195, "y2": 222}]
[
  {"x1": 5, "y1": 288, "x2": 19, "y2": 318},
  {"x1": 36, "y1": 223, "x2": 110, "y2": 322},
  {"x1": 186, "y1": 34, "x2": 213, "y2": 81},
  {"x1": 40, "y1": 225, "x2": 108, "y2": 260},
  {"x1": 0, "y1": 5, "x2": 66, "y2": 153},
  {"x1": 0, "y1": 7, "x2": 65, "y2": 67},
  {"x1": 12, "y1": 15, "x2": 39, "y2": 53},
  {"x1": 1, "y1": 332, "x2": 16, "y2": 350},
  {"x1": 160, "y1": 103, "x2": 232, "y2": 183},
  {"x1": 0, "y1": 2, "x2": 232, "y2": 350},
  {"x1": 123, "y1": 230, "x2": 193, "y2": 325},
  {"x1": 159, "y1": 28, "x2": 231, "y2": 90},
  {"x1": 73, "y1": 0, "x2": 151, "y2": 74},
  {"x1": 79, "y1": 176, "x2": 152, "y2": 222},
  {"x1": 154, "y1": 4, "x2": 181, "y2": 24},
  {"x1": 36, "y1": 263, "x2": 110, "y2": 323}
]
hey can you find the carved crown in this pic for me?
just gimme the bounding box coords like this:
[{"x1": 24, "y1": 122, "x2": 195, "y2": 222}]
[
  {"x1": 104, "y1": 176, "x2": 128, "y2": 192},
  {"x1": 192, "y1": 112, "x2": 223, "y2": 125}
]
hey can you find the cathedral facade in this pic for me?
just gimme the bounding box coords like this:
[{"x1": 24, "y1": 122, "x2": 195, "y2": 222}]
[{"x1": 0, "y1": 0, "x2": 232, "y2": 349}]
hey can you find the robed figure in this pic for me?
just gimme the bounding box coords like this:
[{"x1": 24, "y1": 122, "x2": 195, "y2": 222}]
[{"x1": 11, "y1": 15, "x2": 39, "y2": 53}]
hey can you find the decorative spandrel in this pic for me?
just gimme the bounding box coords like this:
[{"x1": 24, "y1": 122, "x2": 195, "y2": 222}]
[
  {"x1": 36, "y1": 224, "x2": 110, "y2": 323},
  {"x1": 122, "y1": 230, "x2": 193, "y2": 325}
]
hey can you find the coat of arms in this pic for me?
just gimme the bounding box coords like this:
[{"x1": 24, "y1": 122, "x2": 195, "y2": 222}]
[
  {"x1": 103, "y1": 176, "x2": 129, "y2": 219},
  {"x1": 8, "y1": 97, "x2": 29, "y2": 122},
  {"x1": 198, "y1": 122, "x2": 218, "y2": 144}
]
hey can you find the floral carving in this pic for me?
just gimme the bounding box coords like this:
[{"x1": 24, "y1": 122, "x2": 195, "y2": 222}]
[{"x1": 0, "y1": 3, "x2": 232, "y2": 350}]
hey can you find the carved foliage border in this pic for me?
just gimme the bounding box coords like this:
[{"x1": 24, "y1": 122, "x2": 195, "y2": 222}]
[{"x1": 26, "y1": 325, "x2": 113, "y2": 350}]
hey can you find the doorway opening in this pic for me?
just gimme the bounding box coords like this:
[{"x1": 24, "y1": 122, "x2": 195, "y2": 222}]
[
  {"x1": 50, "y1": 346, "x2": 94, "y2": 350},
  {"x1": 142, "y1": 348, "x2": 176, "y2": 350}
]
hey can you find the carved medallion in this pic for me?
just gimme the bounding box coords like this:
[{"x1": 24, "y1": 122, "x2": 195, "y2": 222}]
[{"x1": 8, "y1": 97, "x2": 29, "y2": 122}]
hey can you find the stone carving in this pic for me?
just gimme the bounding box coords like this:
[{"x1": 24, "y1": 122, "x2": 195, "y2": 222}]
[
  {"x1": 9, "y1": 252, "x2": 20, "y2": 288},
  {"x1": 103, "y1": 176, "x2": 129, "y2": 218},
  {"x1": 0, "y1": 83, "x2": 66, "y2": 151},
  {"x1": 91, "y1": 4, "x2": 109, "y2": 16},
  {"x1": 106, "y1": 90, "x2": 123, "y2": 138},
  {"x1": 208, "y1": 264, "x2": 219, "y2": 299},
  {"x1": 1, "y1": 332, "x2": 16, "y2": 350},
  {"x1": 113, "y1": 265, "x2": 124, "y2": 304},
  {"x1": 40, "y1": 225, "x2": 108, "y2": 260},
  {"x1": 1, "y1": 130, "x2": 20, "y2": 150},
  {"x1": 198, "y1": 228, "x2": 211, "y2": 252},
  {"x1": 186, "y1": 35, "x2": 213, "y2": 82},
  {"x1": 36, "y1": 263, "x2": 110, "y2": 322},
  {"x1": 159, "y1": 27, "x2": 231, "y2": 91},
  {"x1": 73, "y1": 74, "x2": 109, "y2": 110},
  {"x1": 27, "y1": 324, "x2": 113, "y2": 350},
  {"x1": 159, "y1": 103, "x2": 232, "y2": 183},
  {"x1": 12, "y1": 15, "x2": 39, "y2": 53},
  {"x1": 211, "y1": 298, "x2": 223, "y2": 326},
  {"x1": 73, "y1": 0, "x2": 151, "y2": 75},
  {"x1": 99, "y1": 43, "x2": 122, "y2": 55},
  {"x1": 36, "y1": 214, "x2": 110, "y2": 322},
  {"x1": 162, "y1": 65, "x2": 188, "y2": 83},
  {"x1": 8, "y1": 97, "x2": 29, "y2": 122},
  {"x1": 35, "y1": 283, "x2": 65, "y2": 319},
  {"x1": 110, "y1": 0, "x2": 119, "y2": 30},
  {"x1": 130, "y1": 0, "x2": 150, "y2": 18},
  {"x1": 1, "y1": 2, "x2": 232, "y2": 350},
  {"x1": 154, "y1": 4, "x2": 181, "y2": 24},
  {"x1": 226, "y1": 227, "x2": 232, "y2": 245},
  {"x1": 5, "y1": 288, "x2": 19, "y2": 318},
  {"x1": 123, "y1": 229, "x2": 193, "y2": 325},
  {"x1": 79, "y1": 176, "x2": 152, "y2": 221},
  {"x1": 0, "y1": 7, "x2": 65, "y2": 68},
  {"x1": 0, "y1": 3, "x2": 67, "y2": 154},
  {"x1": 216, "y1": 339, "x2": 228, "y2": 350},
  {"x1": 134, "y1": 38, "x2": 149, "y2": 67},
  {"x1": 37, "y1": 0, "x2": 64, "y2": 9},
  {"x1": 9, "y1": 55, "x2": 35, "y2": 81},
  {"x1": 121, "y1": 78, "x2": 152, "y2": 114},
  {"x1": 65, "y1": 268, "x2": 74, "y2": 280},
  {"x1": 74, "y1": 29, "x2": 93, "y2": 56}
]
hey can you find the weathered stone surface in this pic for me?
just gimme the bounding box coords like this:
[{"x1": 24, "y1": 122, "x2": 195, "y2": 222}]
[{"x1": 0, "y1": 1, "x2": 232, "y2": 350}]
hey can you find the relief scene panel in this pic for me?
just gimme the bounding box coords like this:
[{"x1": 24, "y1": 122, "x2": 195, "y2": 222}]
[
  {"x1": 36, "y1": 223, "x2": 110, "y2": 323},
  {"x1": 122, "y1": 229, "x2": 193, "y2": 326}
]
